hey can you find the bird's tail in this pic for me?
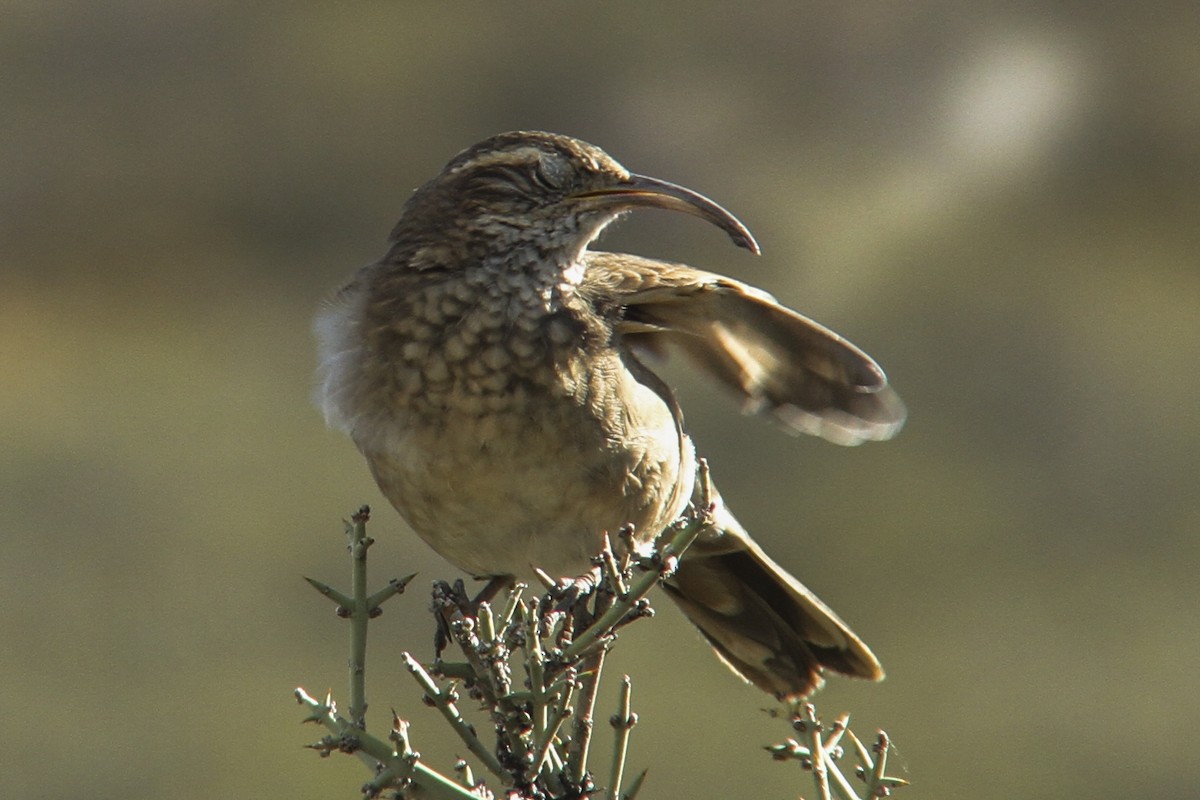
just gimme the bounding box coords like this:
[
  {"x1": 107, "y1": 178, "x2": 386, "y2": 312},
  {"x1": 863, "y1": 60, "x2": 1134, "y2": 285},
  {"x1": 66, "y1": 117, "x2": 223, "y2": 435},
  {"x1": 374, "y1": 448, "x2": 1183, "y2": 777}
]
[{"x1": 662, "y1": 498, "x2": 883, "y2": 701}]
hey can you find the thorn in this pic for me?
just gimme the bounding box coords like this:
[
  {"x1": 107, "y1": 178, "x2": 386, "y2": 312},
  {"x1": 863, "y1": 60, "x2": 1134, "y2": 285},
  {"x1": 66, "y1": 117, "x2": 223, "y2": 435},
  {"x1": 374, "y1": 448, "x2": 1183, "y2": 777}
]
[{"x1": 532, "y1": 566, "x2": 558, "y2": 592}]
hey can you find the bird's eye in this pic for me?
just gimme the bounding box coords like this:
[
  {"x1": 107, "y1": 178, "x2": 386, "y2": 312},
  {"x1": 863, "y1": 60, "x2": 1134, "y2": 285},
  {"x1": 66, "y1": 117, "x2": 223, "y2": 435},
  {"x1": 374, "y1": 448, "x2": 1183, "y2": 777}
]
[{"x1": 532, "y1": 155, "x2": 569, "y2": 191}]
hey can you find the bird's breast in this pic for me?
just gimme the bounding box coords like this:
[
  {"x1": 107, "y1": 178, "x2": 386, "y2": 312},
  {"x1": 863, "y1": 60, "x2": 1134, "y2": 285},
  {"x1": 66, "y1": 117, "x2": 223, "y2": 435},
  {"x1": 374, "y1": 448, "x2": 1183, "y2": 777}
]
[{"x1": 318, "y1": 266, "x2": 694, "y2": 579}]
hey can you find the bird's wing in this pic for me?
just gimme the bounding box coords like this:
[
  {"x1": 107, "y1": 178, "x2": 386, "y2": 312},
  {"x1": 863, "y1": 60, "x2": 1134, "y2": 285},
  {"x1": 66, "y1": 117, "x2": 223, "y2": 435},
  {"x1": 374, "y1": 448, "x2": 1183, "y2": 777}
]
[{"x1": 582, "y1": 251, "x2": 906, "y2": 446}]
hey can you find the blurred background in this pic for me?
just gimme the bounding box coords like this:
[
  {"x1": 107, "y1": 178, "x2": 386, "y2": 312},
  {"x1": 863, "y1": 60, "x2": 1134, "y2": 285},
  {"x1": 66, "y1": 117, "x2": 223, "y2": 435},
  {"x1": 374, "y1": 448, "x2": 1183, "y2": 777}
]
[{"x1": 3, "y1": 2, "x2": 1197, "y2": 798}]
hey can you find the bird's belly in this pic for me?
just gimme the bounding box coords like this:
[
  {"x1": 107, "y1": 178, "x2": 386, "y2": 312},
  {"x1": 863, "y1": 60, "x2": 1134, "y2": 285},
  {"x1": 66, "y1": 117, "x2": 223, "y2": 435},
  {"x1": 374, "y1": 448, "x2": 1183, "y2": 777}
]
[{"x1": 362, "y1": 379, "x2": 693, "y2": 580}]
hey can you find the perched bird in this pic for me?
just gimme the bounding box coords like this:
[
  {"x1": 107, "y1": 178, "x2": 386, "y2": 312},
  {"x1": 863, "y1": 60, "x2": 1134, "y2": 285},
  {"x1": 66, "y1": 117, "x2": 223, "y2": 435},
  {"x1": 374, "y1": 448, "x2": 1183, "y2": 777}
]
[{"x1": 315, "y1": 131, "x2": 904, "y2": 700}]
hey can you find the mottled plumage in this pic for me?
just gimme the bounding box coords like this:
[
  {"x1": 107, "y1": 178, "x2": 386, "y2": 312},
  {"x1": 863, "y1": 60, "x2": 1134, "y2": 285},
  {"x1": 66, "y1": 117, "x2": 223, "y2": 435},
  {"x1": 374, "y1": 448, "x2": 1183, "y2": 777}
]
[{"x1": 316, "y1": 131, "x2": 904, "y2": 699}]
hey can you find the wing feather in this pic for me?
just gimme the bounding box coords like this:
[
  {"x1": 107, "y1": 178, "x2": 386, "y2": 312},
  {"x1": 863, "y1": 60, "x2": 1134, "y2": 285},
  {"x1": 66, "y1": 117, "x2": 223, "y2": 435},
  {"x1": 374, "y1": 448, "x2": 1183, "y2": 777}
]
[{"x1": 582, "y1": 252, "x2": 906, "y2": 445}]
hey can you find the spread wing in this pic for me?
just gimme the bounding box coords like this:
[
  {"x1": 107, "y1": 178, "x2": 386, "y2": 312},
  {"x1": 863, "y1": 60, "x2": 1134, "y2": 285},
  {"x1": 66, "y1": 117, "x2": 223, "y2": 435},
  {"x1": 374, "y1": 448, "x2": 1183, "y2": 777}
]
[{"x1": 581, "y1": 251, "x2": 906, "y2": 446}]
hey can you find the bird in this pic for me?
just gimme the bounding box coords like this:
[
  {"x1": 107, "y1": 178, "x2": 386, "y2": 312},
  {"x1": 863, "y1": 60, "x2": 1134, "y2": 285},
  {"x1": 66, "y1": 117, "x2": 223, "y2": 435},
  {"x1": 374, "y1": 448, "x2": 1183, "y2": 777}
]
[{"x1": 315, "y1": 131, "x2": 905, "y2": 700}]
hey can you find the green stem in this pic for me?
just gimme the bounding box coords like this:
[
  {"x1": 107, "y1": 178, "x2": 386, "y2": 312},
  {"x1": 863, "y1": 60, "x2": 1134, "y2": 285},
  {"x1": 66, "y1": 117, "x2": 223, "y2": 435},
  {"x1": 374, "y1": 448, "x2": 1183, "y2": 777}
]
[
  {"x1": 562, "y1": 512, "x2": 705, "y2": 662},
  {"x1": 826, "y1": 758, "x2": 863, "y2": 800},
  {"x1": 622, "y1": 768, "x2": 648, "y2": 800},
  {"x1": 294, "y1": 688, "x2": 479, "y2": 800},
  {"x1": 525, "y1": 597, "x2": 550, "y2": 746},
  {"x1": 347, "y1": 507, "x2": 371, "y2": 728},
  {"x1": 804, "y1": 705, "x2": 832, "y2": 800},
  {"x1": 401, "y1": 652, "x2": 510, "y2": 782},
  {"x1": 566, "y1": 648, "x2": 605, "y2": 784},
  {"x1": 367, "y1": 573, "x2": 416, "y2": 611},
  {"x1": 608, "y1": 675, "x2": 636, "y2": 800},
  {"x1": 530, "y1": 679, "x2": 574, "y2": 778},
  {"x1": 302, "y1": 576, "x2": 352, "y2": 608}
]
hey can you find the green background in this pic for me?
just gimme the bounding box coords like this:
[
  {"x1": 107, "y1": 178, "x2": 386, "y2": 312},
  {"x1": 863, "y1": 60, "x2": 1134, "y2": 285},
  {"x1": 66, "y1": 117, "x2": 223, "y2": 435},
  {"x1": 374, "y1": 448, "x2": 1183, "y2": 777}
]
[{"x1": 3, "y1": 3, "x2": 1197, "y2": 798}]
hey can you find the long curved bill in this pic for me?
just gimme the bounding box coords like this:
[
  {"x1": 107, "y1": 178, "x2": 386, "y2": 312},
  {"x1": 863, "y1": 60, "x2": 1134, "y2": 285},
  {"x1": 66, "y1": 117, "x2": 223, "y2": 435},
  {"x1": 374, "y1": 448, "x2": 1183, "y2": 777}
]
[{"x1": 571, "y1": 173, "x2": 760, "y2": 255}]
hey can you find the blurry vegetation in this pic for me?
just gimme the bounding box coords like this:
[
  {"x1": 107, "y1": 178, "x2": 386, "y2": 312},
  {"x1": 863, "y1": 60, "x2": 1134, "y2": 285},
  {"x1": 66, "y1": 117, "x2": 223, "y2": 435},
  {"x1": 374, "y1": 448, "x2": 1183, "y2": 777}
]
[{"x1": 2, "y1": 3, "x2": 1198, "y2": 800}]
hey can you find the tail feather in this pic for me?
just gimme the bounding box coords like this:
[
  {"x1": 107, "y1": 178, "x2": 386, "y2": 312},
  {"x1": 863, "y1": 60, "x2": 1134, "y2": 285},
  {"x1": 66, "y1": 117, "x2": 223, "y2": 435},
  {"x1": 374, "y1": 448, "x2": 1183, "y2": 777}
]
[{"x1": 663, "y1": 506, "x2": 883, "y2": 701}]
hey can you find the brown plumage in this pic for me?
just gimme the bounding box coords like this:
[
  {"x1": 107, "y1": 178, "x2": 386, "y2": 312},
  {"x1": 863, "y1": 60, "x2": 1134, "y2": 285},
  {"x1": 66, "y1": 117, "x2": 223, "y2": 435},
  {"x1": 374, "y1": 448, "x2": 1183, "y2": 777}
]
[{"x1": 315, "y1": 131, "x2": 904, "y2": 700}]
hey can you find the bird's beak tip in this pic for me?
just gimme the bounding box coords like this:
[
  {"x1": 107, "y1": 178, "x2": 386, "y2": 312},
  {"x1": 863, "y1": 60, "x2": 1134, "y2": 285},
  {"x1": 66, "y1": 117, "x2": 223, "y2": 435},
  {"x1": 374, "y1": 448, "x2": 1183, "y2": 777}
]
[{"x1": 576, "y1": 173, "x2": 760, "y2": 256}]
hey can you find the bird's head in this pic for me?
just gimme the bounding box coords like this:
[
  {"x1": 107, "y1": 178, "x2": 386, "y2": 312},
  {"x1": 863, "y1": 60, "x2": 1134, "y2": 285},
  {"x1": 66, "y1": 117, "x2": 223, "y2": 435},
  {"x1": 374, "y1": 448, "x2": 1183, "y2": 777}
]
[{"x1": 388, "y1": 131, "x2": 759, "y2": 267}]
